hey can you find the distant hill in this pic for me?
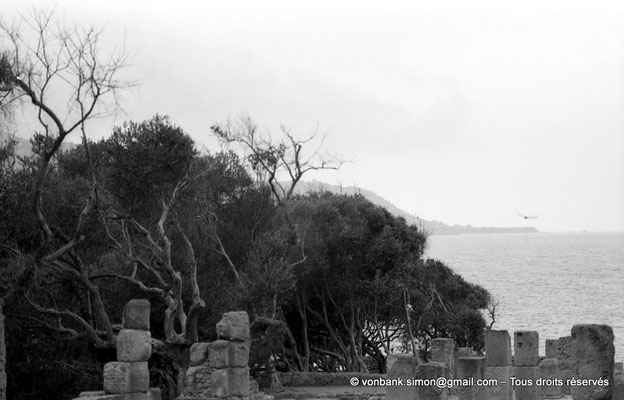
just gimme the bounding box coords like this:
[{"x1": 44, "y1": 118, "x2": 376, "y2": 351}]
[
  {"x1": 292, "y1": 180, "x2": 539, "y2": 235},
  {"x1": 2, "y1": 136, "x2": 538, "y2": 236}
]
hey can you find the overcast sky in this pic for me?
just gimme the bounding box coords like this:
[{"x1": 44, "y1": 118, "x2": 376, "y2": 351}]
[{"x1": 5, "y1": 0, "x2": 624, "y2": 232}]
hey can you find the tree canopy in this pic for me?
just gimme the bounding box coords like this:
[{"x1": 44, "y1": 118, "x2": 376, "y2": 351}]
[{"x1": 0, "y1": 11, "x2": 492, "y2": 400}]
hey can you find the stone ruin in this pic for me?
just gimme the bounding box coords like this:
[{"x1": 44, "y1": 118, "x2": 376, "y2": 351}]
[
  {"x1": 182, "y1": 311, "x2": 251, "y2": 399},
  {"x1": 70, "y1": 300, "x2": 622, "y2": 400},
  {"x1": 72, "y1": 299, "x2": 161, "y2": 400},
  {"x1": 385, "y1": 324, "x2": 621, "y2": 400},
  {"x1": 72, "y1": 300, "x2": 255, "y2": 400}
]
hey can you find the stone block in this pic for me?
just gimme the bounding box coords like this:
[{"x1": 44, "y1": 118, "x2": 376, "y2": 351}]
[
  {"x1": 184, "y1": 365, "x2": 212, "y2": 397},
  {"x1": 79, "y1": 391, "x2": 106, "y2": 397},
  {"x1": 129, "y1": 362, "x2": 150, "y2": 392},
  {"x1": 456, "y1": 357, "x2": 485, "y2": 400},
  {"x1": 229, "y1": 340, "x2": 250, "y2": 367},
  {"x1": 117, "y1": 330, "x2": 152, "y2": 362},
  {"x1": 228, "y1": 367, "x2": 250, "y2": 397},
  {"x1": 386, "y1": 354, "x2": 418, "y2": 400},
  {"x1": 103, "y1": 362, "x2": 149, "y2": 394},
  {"x1": 189, "y1": 342, "x2": 210, "y2": 366},
  {"x1": 538, "y1": 358, "x2": 561, "y2": 399},
  {"x1": 386, "y1": 353, "x2": 401, "y2": 371},
  {"x1": 216, "y1": 311, "x2": 249, "y2": 341},
  {"x1": 571, "y1": 324, "x2": 614, "y2": 400},
  {"x1": 416, "y1": 362, "x2": 449, "y2": 400},
  {"x1": 456, "y1": 347, "x2": 475, "y2": 358},
  {"x1": 431, "y1": 338, "x2": 455, "y2": 375},
  {"x1": 122, "y1": 299, "x2": 150, "y2": 331},
  {"x1": 485, "y1": 365, "x2": 512, "y2": 400},
  {"x1": 514, "y1": 331, "x2": 539, "y2": 367},
  {"x1": 210, "y1": 367, "x2": 250, "y2": 398},
  {"x1": 560, "y1": 369, "x2": 573, "y2": 395},
  {"x1": 208, "y1": 339, "x2": 250, "y2": 369},
  {"x1": 148, "y1": 388, "x2": 161, "y2": 400},
  {"x1": 557, "y1": 335, "x2": 575, "y2": 370},
  {"x1": 513, "y1": 366, "x2": 539, "y2": 400},
  {"x1": 615, "y1": 361, "x2": 623, "y2": 377},
  {"x1": 122, "y1": 390, "x2": 159, "y2": 400},
  {"x1": 544, "y1": 339, "x2": 558, "y2": 359},
  {"x1": 484, "y1": 330, "x2": 511, "y2": 366},
  {"x1": 614, "y1": 378, "x2": 624, "y2": 400},
  {"x1": 209, "y1": 340, "x2": 229, "y2": 369},
  {"x1": 210, "y1": 368, "x2": 229, "y2": 398}
]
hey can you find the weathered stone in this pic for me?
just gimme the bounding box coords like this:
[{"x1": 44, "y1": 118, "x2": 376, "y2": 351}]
[
  {"x1": 147, "y1": 388, "x2": 161, "y2": 400},
  {"x1": 184, "y1": 365, "x2": 212, "y2": 397},
  {"x1": 130, "y1": 362, "x2": 150, "y2": 392},
  {"x1": 514, "y1": 331, "x2": 539, "y2": 367},
  {"x1": 416, "y1": 362, "x2": 449, "y2": 400},
  {"x1": 386, "y1": 353, "x2": 401, "y2": 371},
  {"x1": 544, "y1": 339, "x2": 558, "y2": 359},
  {"x1": 210, "y1": 367, "x2": 250, "y2": 398},
  {"x1": 538, "y1": 358, "x2": 561, "y2": 399},
  {"x1": 571, "y1": 324, "x2": 614, "y2": 400},
  {"x1": 513, "y1": 366, "x2": 539, "y2": 400},
  {"x1": 484, "y1": 330, "x2": 511, "y2": 366},
  {"x1": 189, "y1": 342, "x2": 210, "y2": 366},
  {"x1": 431, "y1": 338, "x2": 455, "y2": 376},
  {"x1": 216, "y1": 311, "x2": 249, "y2": 341},
  {"x1": 117, "y1": 330, "x2": 151, "y2": 362},
  {"x1": 103, "y1": 362, "x2": 131, "y2": 394},
  {"x1": 122, "y1": 299, "x2": 150, "y2": 331},
  {"x1": 228, "y1": 367, "x2": 250, "y2": 397},
  {"x1": 79, "y1": 392, "x2": 106, "y2": 397},
  {"x1": 456, "y1": 357, "x2": 485, "y2": 400},
  {"x1": 121, "y1": 390, "x2": 159, "y2": 400},
  {"x1": 209, "y1": 340, "x2": 229, "y2": 369},
  {"x1": 557, "y1": 335, "x2": 575, "y2": 371},
  {"x1": 228, "y1": 341, "x2": 250, "y2": 367},
  {"x1": 103, "y1": 361, "x2": 149, "y2": 394},
  {"x1": 211, "y1": 368, "x2": 229, "y2": 397},
  {"x1": 614, "y1": 380, "x2": 624, "y2": 400},
  {"x1": 560, "y1": 369, "x2": 573, "y2": 395},
  {"x1": 614, "y1": 361, "x2": 623, "y2": 377},
  {"x1": 386, "y1": 354, "x2": 418, "y2": 400},
  {"x1": 485, "y1": 365, "x2": 512, "y2": 400},
  {"x1": 456, "y1": 347, "x2": 475, "y2": 358},
  {"x1": 208, "y1": 339, "x2": 250, "y2": 369}
]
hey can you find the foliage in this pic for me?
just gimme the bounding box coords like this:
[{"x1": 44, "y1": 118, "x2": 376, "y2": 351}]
[{"x1": 0, "y1": 20, "x2": 493, "y2": 394}]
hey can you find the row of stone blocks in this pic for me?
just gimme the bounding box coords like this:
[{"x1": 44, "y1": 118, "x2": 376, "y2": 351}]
[
  {"x1": 183, "y1": 311, "x2": 251, "y2": 400},
  {"x1": 484, "y1": 325, "x2": 616, "y2": 400},
  {"x1": 73, "y1": 300, "x2": 160, "y2": 400},
  {"x1": 385, "y1": 324, "x2": 617, "y2": 400}
]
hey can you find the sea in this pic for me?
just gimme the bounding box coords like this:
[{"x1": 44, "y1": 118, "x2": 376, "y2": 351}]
[{"x1": 425, "y1": 231, "x2": 624, "y2": 361}]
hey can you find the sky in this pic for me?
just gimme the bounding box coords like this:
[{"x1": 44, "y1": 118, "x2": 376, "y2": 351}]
[{"x1": 4, "y1": 0, "x2": 624, "y2": 232}]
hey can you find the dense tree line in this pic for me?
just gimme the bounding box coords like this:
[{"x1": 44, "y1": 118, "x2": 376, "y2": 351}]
[
  {"x1": 0, "y1": 10, "x2": 491, "y2": 400},
  {"x1": 0, "y1": 115, "x2": 491, "y2": 398}
]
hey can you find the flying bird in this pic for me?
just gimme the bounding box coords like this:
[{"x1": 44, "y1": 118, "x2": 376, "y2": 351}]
[{"x1": 516, "y1": 211, "x2": 538, "y2": 220}]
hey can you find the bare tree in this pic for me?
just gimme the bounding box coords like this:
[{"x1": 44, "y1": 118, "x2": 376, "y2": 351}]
[
  {"x1": 0, "y1": 8, "x2": 133, "y2": 351},
  {"x1": 211, "y1": 116, "x2": 344, "y2": 385},
  {"x1": 212, "y1": 116, "x2": 344, "y2": 207},
  {"x1": 486, "y1": 296, "x2": 499, "y2": 329},
  {"x1": 100, "y1": 173, "x2": 205, "y2": 344},
  {"x1": 211, "y1": 115, "x2": 343, "y2": 310}
]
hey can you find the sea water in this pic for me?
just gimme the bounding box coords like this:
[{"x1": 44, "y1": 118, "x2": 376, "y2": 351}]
[{"x1": 425, "y1": 232, "x2": 624, "y2": 360}]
